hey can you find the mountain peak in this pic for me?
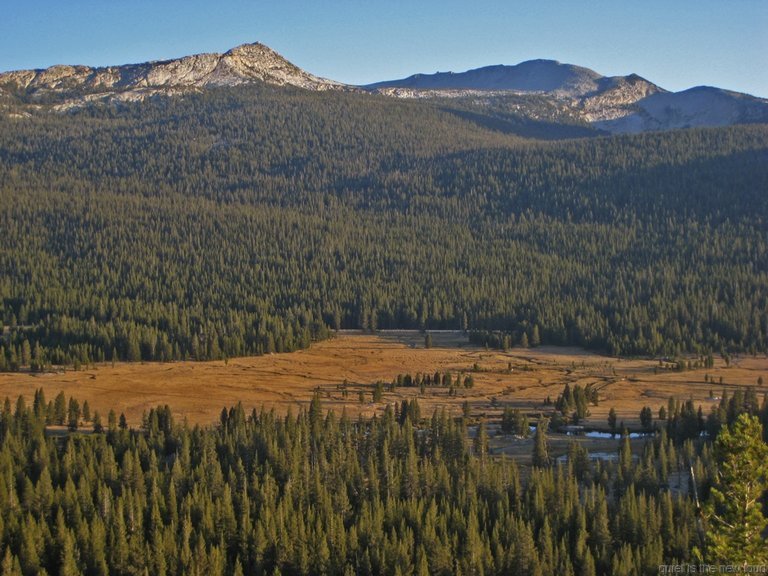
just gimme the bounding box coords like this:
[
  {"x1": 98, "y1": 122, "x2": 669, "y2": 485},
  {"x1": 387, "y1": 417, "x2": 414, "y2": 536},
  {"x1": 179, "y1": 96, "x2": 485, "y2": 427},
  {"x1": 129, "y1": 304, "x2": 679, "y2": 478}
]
[
  {"x1": 0, "y1": 42, "x2": 351, "y2": 109},
  {"x1": 2, "y1": 45, "x2": 766, "y2": 134},
  {"x1": 594, "y1": 84, "x2": 768, "y2": 132},
  {"x1": 365, "y1": 59, "x2": 768, "y2": 133},
  {"x1": 366, "y1": 59, "x2": 606, "y2": 96},
  {"x1": 222, "y1": 42, "x2": 288, "y2": 65},
  {"x1": 225, "y1": 41, "x2": 270, "y2": 54}
]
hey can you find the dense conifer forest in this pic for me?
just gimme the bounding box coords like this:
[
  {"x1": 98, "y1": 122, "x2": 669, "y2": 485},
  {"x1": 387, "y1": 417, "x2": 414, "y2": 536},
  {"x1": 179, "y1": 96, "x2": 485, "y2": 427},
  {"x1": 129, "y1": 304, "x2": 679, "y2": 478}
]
[
  {"x1": 0, "y1": 390, "x2": 765, "y2": 575},
  {"x1": 1, "y1": 84, "x2": 767, "y2": 368}
]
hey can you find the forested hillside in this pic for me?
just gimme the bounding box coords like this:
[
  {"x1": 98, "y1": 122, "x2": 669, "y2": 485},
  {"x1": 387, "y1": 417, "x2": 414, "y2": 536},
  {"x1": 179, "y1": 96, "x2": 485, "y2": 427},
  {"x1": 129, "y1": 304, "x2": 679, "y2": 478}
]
[{"x1": 1, "y1": 84, "x2": 767, "y2": 367}]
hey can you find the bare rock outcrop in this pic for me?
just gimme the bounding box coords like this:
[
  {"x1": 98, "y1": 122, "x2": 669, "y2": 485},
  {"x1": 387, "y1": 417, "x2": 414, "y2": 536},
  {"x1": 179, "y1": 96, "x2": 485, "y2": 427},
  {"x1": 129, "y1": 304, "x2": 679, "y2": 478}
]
[{"x1": 0, "y1": 42, "x2": 351, "y2": 110}]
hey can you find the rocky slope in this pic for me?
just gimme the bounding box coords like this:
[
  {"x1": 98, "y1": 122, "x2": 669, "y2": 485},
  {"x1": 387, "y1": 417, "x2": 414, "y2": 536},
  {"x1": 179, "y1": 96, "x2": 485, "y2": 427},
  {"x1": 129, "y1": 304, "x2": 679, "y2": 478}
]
[
  {"x1": 593, "y1": 86, "x2": 768, "y2": 133},
  {"x1": 367, "y1": 60, "x2": 768, "y2": 133},
  {"x1": 0, "y1": 43, "x2": 350, "y2": 110},
  {"x1": 577, "y1": 74, "x2": 664, "y2": 123},
  {"x1": 2, "y1": 43, "x2": 766, "y2": 134},
  {"x1": 367, "y1": 59, "x2": 611, "y2": 98}
]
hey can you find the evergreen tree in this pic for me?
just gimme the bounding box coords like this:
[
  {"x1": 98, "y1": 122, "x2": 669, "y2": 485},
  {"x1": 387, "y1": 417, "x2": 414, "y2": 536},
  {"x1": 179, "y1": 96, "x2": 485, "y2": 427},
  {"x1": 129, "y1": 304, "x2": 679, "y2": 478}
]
[
  {"x1": 704, "y1": 414, "x2": 768, "y2": 564},
  {"x1": 608, "y1": 408, "x2": 617, "y2": 435},
  {"x1": 531, "y1": 325, "x2": 541, "y2": 348},
  {"x1": 532, "y1": 417, "x2": 550, "y2": 467},
  {"x1": 473, "y1": 419, "x2": 489, "y2": 459},
  {"x1": 1, "y1": 547, "x2": 22, "y2": 576},
  {"x1": 639, "y1": 406, "x2": 653, "y2": 430},
  {"x1": 54, "y1": 392, "x2": 67, "y2": 425}
]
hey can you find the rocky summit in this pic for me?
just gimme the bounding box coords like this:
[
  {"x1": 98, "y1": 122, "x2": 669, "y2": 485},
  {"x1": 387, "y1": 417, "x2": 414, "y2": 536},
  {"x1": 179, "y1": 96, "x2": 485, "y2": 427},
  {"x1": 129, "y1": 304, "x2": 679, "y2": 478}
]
[
  {"x1": 367, "y1": 60, "x2": 768, "y2": 133},
  {"x1": 0, "y1": 43, "x2": 350, "y2": 110},
  {"x1": 2, "y1": 42, "x2": 767, "y2": 134}
]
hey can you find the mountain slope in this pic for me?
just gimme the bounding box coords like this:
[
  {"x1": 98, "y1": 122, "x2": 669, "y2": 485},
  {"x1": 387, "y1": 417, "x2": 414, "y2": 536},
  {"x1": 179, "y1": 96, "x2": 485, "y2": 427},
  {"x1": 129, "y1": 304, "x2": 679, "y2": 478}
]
[
  {"x1": 1, "y1": 79, "x2": 767, "y2": 363},
  {"x1": 0, "y1": 43, "x2": 350, "y2": 110},
  {"x1": 367, "y1": 59, "x2": 768, "y2": 133},
  {"x1": 594, "y1": 86, "x2": 768, "y2": 133},
  {"x1": 366, "y1": 59, "x2": 611, "y2": 97},
  {"x1": 2, "y1": 42, "x2": 767, "y2": 135}
]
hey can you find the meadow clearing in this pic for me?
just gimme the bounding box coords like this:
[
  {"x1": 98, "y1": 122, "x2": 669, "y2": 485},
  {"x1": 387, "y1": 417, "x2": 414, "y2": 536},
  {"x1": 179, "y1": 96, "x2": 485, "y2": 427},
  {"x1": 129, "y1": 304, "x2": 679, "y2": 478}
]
[{"x1": 0, "y1": 331, "x2": 764, "y2": 431}]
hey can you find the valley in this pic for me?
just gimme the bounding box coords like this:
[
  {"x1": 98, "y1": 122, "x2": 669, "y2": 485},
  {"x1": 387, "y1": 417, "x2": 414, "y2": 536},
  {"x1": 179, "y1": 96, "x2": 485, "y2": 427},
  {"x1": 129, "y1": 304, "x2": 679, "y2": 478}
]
[
  {"x1": 2, "y1": 332, "x2": 764, "y2": 430},
  {"x1": 0, "y1": 39, "x2": 767, "y2": 572}
]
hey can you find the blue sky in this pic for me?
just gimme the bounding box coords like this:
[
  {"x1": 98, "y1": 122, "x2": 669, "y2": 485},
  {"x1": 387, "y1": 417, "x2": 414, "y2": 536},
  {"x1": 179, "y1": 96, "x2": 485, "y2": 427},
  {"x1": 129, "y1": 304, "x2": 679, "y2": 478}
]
[{"x1": 2, "y1": 0, "x2": 766, "y2": 97}]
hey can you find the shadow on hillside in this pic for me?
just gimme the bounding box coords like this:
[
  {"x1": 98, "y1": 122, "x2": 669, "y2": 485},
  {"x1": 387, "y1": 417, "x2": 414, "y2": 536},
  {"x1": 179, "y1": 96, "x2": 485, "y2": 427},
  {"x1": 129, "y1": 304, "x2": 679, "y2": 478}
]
[{"x1": 442, "y1": 107, "x2": 603, "y2": 140}]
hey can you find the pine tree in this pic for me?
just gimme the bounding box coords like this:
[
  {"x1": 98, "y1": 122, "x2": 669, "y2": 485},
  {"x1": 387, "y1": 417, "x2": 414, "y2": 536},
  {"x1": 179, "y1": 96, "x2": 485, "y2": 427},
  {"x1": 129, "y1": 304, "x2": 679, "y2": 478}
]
[
  {"x1": 19, "y1": 517, "x2": 42, "y2": 575},
  {"x1": 704, "y1": 414, "x2": 768, "y2": 564},
  {"x1": 639, "y1": 406, "x2": 653, "y2": 430},
  {"x1": 54, "y1": 392, "x2": 67, "y2": 425},
  {"x1": 1, "y1": 547, "x2": 22, "y2": 576},
  {"x1": 618, "y1": 430, "x2": 633, "y2": 485},
  {"x1": 67, "y1": 397, "x2": 80, "y2": 431},
  {"x1": 127, "y1": 331, "x2": 141, "y2": 362},
  {"x1": 608, "y1": 408, "x2": 617, "y2": 435},
  {"x1": 532, "y1": 418, "x2": 550, "y2": 467},
  {"x1": 473, "y1": 419, "x2": 489, "y2": 460},
  {"x1": 59, "y1": 525, "x2": 81, "y2": 576},
  {"x1": 93, "y1": 411, "x2": 103, "y2": 433},
  {"x1": 531, "y1": 325, "x2": 541, "y2": 347}
]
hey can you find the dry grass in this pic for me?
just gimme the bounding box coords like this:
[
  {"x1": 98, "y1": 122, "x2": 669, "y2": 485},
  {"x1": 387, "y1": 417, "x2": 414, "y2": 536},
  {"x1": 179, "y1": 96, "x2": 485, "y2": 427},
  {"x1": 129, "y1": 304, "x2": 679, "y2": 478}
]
[{"x1": 0, "y1": 331, "x2": 765, "y2": 428}]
